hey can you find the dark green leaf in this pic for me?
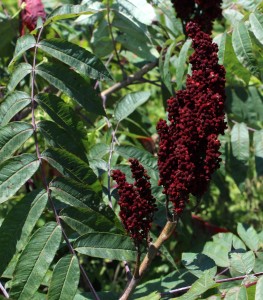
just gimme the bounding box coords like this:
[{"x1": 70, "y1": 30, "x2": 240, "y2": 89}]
[
  {"x1": 250, "y1": 12, "x2": 263, "y2": 45},
  {"x1": 41, "y1": 148, "x2": 96, "y2": 185},
  {"x1": 231, "y1": 123, "x2": 249, "y2": 161},
  {"x1": 0, "y1": 154, "x2": 40, "y2": 204},
  {"x1": 37, "y1": 120, "x2": 86, "y2": 160},
  {"x1": 7, "y1": 63, "x2": 32, "y2": 92},
  {"x1": 10, "y1": 222, "x2": 62, "y2": 300},
  {"x1": 48, "y1": 255, "x2": 80, "y2": 300},
  {"x1": 38, "y1": 39, "x2": 112, "y2": 81},
  {"x1": 9, "y1": 35, "x2": 36, "y2": 67},
  {"x1": 0, "y1": 91, "x2": 30, "y2": 126},
  {"x1": 60, "y1": 206, "x2": 123, "y2": 235},
  {"x1": 49, "y1": 177, "x2": 100, "y2": 209},
  {"x1": 254, "y1": 130, "x2": 263, "y2": 176},
  {"x1": 114, "y1": 91, "x2": 151, "y2": 122},
  {"x1": 237, "y1": 223, "x2": 260, "y2": 251},
  {"x1": 88, "y1": 143, "x2": 110, "y2": 159},
  {"x1": 35, "y1": 93, "x2": 85, "y2": 137},
  {"x1": 45, "y1": 4, "x2": 98, "y2": 26},
  {"x1": 74, "y1": 232, "x2": 137, "y2": 261},
  {"x1": 176, "y1": 39, "x2": 192, "y2": 89},
  {"x1": 232, "y1": 21, "x2": 259, "y2": 77},
  {"x1": 0, "y1": 122, "x2": 33, "y2": 163},
  {"x1": 0, "y1": 189, "x2": 48, "y2": 277},
  {"x1": 0, "y1": 18, "x2": 18, "y2": 58},
  {"x1": 35, "y1": 63, "x2": 104, "y2": 115}
]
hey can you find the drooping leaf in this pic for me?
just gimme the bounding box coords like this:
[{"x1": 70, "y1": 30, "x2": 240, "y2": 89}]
[
  {"x1": 35, "y1": 93, "x2": 85, "y2": 137},
  {"x1": 9, "y1": 34, "x2": 36, "y2": 67},
  {"x1": 0, "y1": 91, "x2": 31, "y2": 126},
  {"x1": 10, "y1": 222, "x2": 62, "y2": 300},
  {"x1": 0, "y1": 122, "x2": 33, "y2": 164},
  {"x1": 48, "y1": 255, "x2": 80, "y2": 300},
  {"x1": 74, "y1": 232, "x2": 137, "y2": 261},
  {"x1": 237, "y1": 223, "x2": 260, "y2": 251},
  {"x1": 41, "y1": 148, "x2": 97, "y2": 185},
  {"x1": 176, "y1": 270, "x2": 218, "y2": 300},
  {"x1": 176, "y1": 39, "x2": 192, "y2": 89},
  {"x1": 0, "y1": 189, "x2": 48, "y2": 277},
  {"x1": 38, "y1": 39, "x2": 112, "y2": 81},
  {"x1": 37, "y1": 120, "x2": 86, "y2": 160},
  {"x1": 230, "y1": 251, "x2": 255, "y2": 275},
  {"x1": 49, "y1": 177, "x2": 100, "y2": 209},
  {"x1": 230, "y1": 123, "x2": 249, "y2": 161},
  {"x1": 35, "y1": 62, "x2": 105, "y2": 115},
  {"x1": 232, "y1": 21, "x2": 259, "y2": 77},
  {"x1": 249, "y1": 12, "x2": 263, "y2": 46},
  {"x1": 0, "y1": 154, "x2": 40, "y2": 204},
  {"x1": 256, "y1": 276, "x2": 263, "y2": 300},
  {"x1": 114, "y1": 91, "x2": 151, "y2": 122},
  {"x1": 60, "y1": 206, "x2": 123, "y2": 235},
  {"x1": 7, "y1": 63, "x2": 32, "y2": 92},
  {"x1": 224, "y1": 286, "x2": 248, "y2": 300},
  {"x1": 44, "y1": 4, "x2": 98, "y2": 26}
]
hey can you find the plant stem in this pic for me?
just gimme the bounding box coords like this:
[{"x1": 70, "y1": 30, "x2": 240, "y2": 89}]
[
  {"x1": 0, "y1": 281, "x2": 9, "y2": 299},
  {"x1": 30, "y1": 27, "x2": 100, "y2": 300},
  {"x1": 160, "y1": 271, "x2": 263, "y2": 297},
  {"x1": 119, "y1": 220, "x2": 178, "y2": 300}
]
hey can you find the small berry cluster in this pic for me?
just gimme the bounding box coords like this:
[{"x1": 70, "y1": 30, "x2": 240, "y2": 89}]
[
  {"x1": 171, "y1": 0, "x2": 222, "y2": 33},
  {"x1": 112, "y1": 159, "x2": 157, "y2": 245},
  {"x1": 157, "y1": 21, "x2": 226, "y2": 215}
]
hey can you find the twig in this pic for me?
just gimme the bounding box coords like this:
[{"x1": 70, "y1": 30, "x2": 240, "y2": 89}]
[
  {"x1": 159, "y1": 272, "x2": 263, "y2": 297},
  {"x1": 119, "y1": 220, "x2": 178, "y2": 300},
  {"x1": 30, "y1": 27, "x2": 100, "y2": 300},
  {"x1": 0, "y1": 282, "x2": 9, "y2": 299},
  {"x1": 231, "y1": 120, "x2": 257, "y2": 132},
  {"x1": 100, "y1": 61, "x2": 157, "y2": 98}
]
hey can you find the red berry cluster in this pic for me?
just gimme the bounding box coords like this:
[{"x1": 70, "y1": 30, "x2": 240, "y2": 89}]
[
  {"x1": 171, "y1": 0, "x2": 222, "y2": 33},
  {"x1": 19, "y1": 0, "x2": 46, "y2": 36},
  {"x1": 157, "y1": 21, "x2": 226, "y2": 215},
  {"x1": 112, "y1": 159, "x2": 157, "y2": 245}
]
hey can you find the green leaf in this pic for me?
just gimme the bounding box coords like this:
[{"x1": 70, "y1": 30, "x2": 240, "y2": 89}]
[
  {"x1": 10, "y1": 222, "x2": 62, "y2": 300},
  {"x1": 225, "y1": 286, "x2": 248, "y2": 300},
  {"x1": 203, "y1": 242, "x2": 229, "y2": 268},
  {"x1": 176, "y1": 39, "x2": 192, "y2": 89},
  {"x1": 37, "y1": 120, "x2": 86, "y2": 160},
  {"x1": 7, "y1": 63, "x2": 32, "y2": 92},
  {"x1": 0, "y1": 154, "x2": 40, "y2": 204},
  {"x1": 232, "y1": 21, "x2": 259, "y2": 77},
  {"x1": 237, "y1": 223, "x2": 260, "y2": 251},
  {"x1": 48, "y1": 255, "x2": 80, "y2": 300},
  {"x1": 35, "y1": 63, "x2": 104, "y2": 115},
  {"x1": 175, "y1": 270, "x2": 218, "y2": 300},
  {"x1": 249, "y1": 12, "x2": 263, "y2": 45},
  {"x1": 114, "y1": 91, "x2": 151, "y2": 122},
  {"x1": 41, "y1": 148, "x2": 97, "y2": 185},
  {"x1": 35, "y1": 93, "x2": 85, "y2": 137},
  {"x1": 60, "y1": 206, "x2": 123, "y2": 235},
  {"x1": 214, "y1": 32, "x2": 226, "y2": 65},
  {"x1": 88, "y1": 143, "x2": 110, "y2": 160},
  {"x1": 0, "y1": 91, "x2": 31, "y2": 126},
  {"x1": 230, "y1": 251, "x2": 255, "y2": 275},
  {"x1": 44, "y1": 4, "x2": 98, "y2": 26},
  {"x1": 159, "y1": 41, "x2": 176, "y2": 94},
  {"x1": 9, "y1": 35, "x2": 36, "y2": 67},
  {"x1": 0, "y1": 122, "x2": 33, "y2": 164},
  {"x1": 74, "y1": 233, "x2": 137, "y2": 261},
  {"x1": 231, "y1": 123, "x2": 249, "y2": 161},
  {"x1": 256, "y1": 276, "x2": 263, "y2": 300},
  {"x1": 49, "y1": 177, "x2": 100, "y2": 209},
  {"x1": 0, "y1": 189, "x2": 48, "y2": 277},
  {"x1": 38, "y1": 39, "x2": 112, "y2": 81},
  {"x1": 254, "y1": 130, "x2": 263, "y2": 176}
]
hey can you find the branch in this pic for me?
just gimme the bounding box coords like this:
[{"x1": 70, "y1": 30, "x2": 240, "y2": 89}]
[
  {"x1": 159, "y1": 271, "x2": 263, "y2": 297},
  {"x1": 100, "y1": 61, "x2": 157, "y2": 98},
  {"x1": 0, "y1": 282, "x2": 9, "y2": 299},
  {"x1": 119, "y1": 220, "x2": 178, "y2": 300}
]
